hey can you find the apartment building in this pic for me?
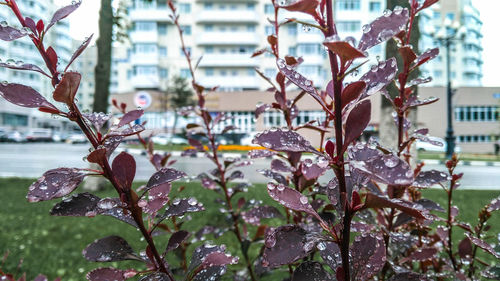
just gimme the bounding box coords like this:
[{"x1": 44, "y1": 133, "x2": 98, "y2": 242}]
[
  {"x1": 0, "y1": 0, "x2": 74, "y2": 132},
  {"x1": 72, "y1": 40, "x2": 97, "y2": 112}
]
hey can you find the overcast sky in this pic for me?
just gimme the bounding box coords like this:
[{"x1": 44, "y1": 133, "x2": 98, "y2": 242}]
[{"x1": 58, "y1": 0, "x2": 500, "y2": 87}]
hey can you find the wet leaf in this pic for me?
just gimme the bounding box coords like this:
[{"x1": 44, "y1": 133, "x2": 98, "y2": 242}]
[
  {"x1": 53, "y1": 71, "x2": 81, "y2": 106},
  {"x1": 300, "y1": 159, "x2": 327, "y2": 181},
  {"x1": 0, "y1": 83, "x2": 57, "y2": 109},
  {"x1": 137, "y1": 272, "x2": 170, "y2": 281},
  {"x1": 359, "y1": 58, "x2": 398, "y2": 98},
  {"x1": 487, "y1": 196, "x2": 500, "y2": 212},
  {"x1": 341, "y1": 81, "x2": 366, "y2": 109},
  {"x1": 262, "y1": 225, "x2": 311, "y2": 268},
  {"x1": 417, "y1": 199, "x2": 444, "y2": 212},
  {"x1": 413, "y1": 170, "x2": 450, "y2": 188},
  {"x1": 146, "y1": 168, "x2": 186, "y2": 192},
  {"x1": 201, "y1": 251, "x2": 239, "y2": 267},
  {"x1": 86, "y1": 267, "x2": 127, "y2": 281},
  {"x1": 166, "y1": 230, "x2": 190, "y2": 253},
  {"x1": 350, "y1": 234, "x2": 386, "y2": 280},
  {"x1": 405, "y1": 95, "x2": 439, "y2": 109},
  {"x1": 158, "y1": 198, "x2": 205, "y2": 222},
  {"x1": 248, "y1": 149, "x2": 277, "y2": 159},
  {"x1": 27, "y1": 168, "x2": 86, "y2": 202},
  {"x1": 103, "y1": 136, "x2": 123, "y2": 157},
  {"x1": 50, "y1": 192, "x2": 100, "y2": 217},
  {"x1": 253, "y1": 128, "x2": 318, "y2": 154},
  {"x1": 364, "y1": 193, "x2": 429, "y2": 220},
  {"x1": 319, "y1": 242, "x2": 341, "y2": 271},
  {"x1": 118, "y1": 109, "x2": 144, "y2": 127},
  {"x1": 0, "y1": 25, "x2": 26, "y2": 41},
  {"x1": 259, "y1": 169, "x2": 288, "y2": 186},
  {"x1": 323, "y1": 40, "x2": 365, "y2": 62},
  {"x1": 242, "y1": 206, "x2": 283, "y2": 225},
  {"x1": 458, "y1": 237, "x2": 473, "y2": 259},
  {"x1": 0, "y1": 61, "x2": 50, "y2": 77},
  {"x1": 255, "y1": 103, "x2": 271, "y2": 118},
  {"x1": 400, "y1": 247, "x2": 437, "y2": 262},
  {"x1": 84, "y1": 112, "x2": 111, "y2": 132},
  {"x1": 271, "y1": 159, "x2": 294, "y2": 173},
  {"x1": 267, "y1": 183, "x2": 320, "y2": 220},
  {"x1": 46, "y1": 0, "x2": 82, "y2": 31},
  {"x1": 466, "y1": 233, "x2": 500, "y2": 259},
  {"x1": 188, "y1": 244, "x2": 228, "y2": 280},
  {"x1": 278, "y1": 0, "x2": 319, "y2": 17},
  {"x1": 66, "y1": 34, "x2": 93, "y2": 71},
  {"x1": 415, "y1": 47, "x2": 439, "y2": 66},
  {"x1": 83, "y1": 235, "x2": 140, "y2": 262},
  {"x1": 358, "y1": 7, "x2": 409, "y2": 51},
  {"x1": 344, "y1": 100, "x2": 371, "y2": 151},
  {"x1": 349, "y1": 153, "x2": 413, "y2": 186},
  {"x1": 96, "y1": 198, "x2": 137, "y2": 227},
  {"x1": 112, "y1": 152, "x2": 136, "y2": 191},
  {"x1": 388, "y1": 272, "x2": 431, "y2": 281},
  {"x1": 292, "y1": 261, "x2": 332, "y2": 281}
]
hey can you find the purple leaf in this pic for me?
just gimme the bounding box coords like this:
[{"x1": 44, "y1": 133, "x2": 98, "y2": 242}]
[
  {"x1": 65, "y1": 34, "x2": 93, "y2": 71},
  {"x1": 253, "y1": 129, "x2": 318, "y2": 154},
  {"x1": 138, "y1": 273, "x2": 170, "y2": 281},
  {"x1": 408, "y1": 76, "x2": 432, "y2": 87},
  {"x1": 46, "y1": 0, "x2": 82, "y2": 31},
  {"x1": 198, "y1": 173, "x2": 217, "y2": 190},
  {"x1": 0, "y1": 25, "x2": 27, "y2": 41},
  {"x1": 323, "y1": 40, "x2": 366, "y2": 62},
  {"x1": 400, "y1": 248, "x2": 438, "y2": 263},
  {"x1": 201, "y1": 252, "x2": 239, "y2": 267},
  {"x1": 458, "y1": 237, "x2": 473, "y2": 259},
  {"x1": 405, "y1": 95, "x2": 439, "y2": 109},
  {"x1": 262, "y1": 225, "x2": 311, "y2": 268},
  {"x1": 271, "y1": 159, "x2": 294, "y2": 173},
  {"x1": 487, "y1": 196, "x2": 500, "y2": 212},
  {"x1": 350, "y1": 234, "x2": 386, "y2": 280},
  {"x1": 166, "y1": 230, "x2": 190, "y2": 252},
  {"x1": 358, "y1": 7, "x2": 409, "y2": 51},
  {"x1": 112, "y1": 152, "x2": 136, "y2": 191},
  {"x1": 24, "y1": 17, "x2": 36, "y2": 34},
  {"x1": 388, "y1": 272, "x2": 431, "y2": 281},
  {"x1": 158, "y1": 198, "x2": 205, "y2": 222},
  {"x1": 417, "y1": 199, "x2": 445, "y2": 212},
  {"x1": 96, "y1": 198, "x2": 137, "y2": 227},
  {"x1": 248, "y1": 149, "x2": 277, "y2": 159},
  {"x1": 344, "y1": 100, "x2": 371, "y2": 151},
  {"x1": 292, "y1": 261, "x2": 332, "y2": 281},
  {"x1": 349, "y1": 153, "x2": 413, "y2": 186},
  {"x1": 227, "y1": 170, "x2": 244, "y2": 181},
  {"x1": 84, "y1": 112, "x2": 111, "y2": 132},
  {"x1": 267, "y1": 183, "x2": 321, "y2": 221},
  {"x1": 413, "y1": 170, "x2": 450, "y2": 188},
  {"x1": 103, "y1": 136, "x2": 123, "y2": 157},
  {"x1": 118, "y1": 109, "x2": 144, "y2": 127},
  {"x1": 107, "y1": 124, "x2": 145, "y2": 138},
  {"x1": 188, "y1": 244, "x2": 228, "y2": 280},
  {"x1": 242, "y1": 206, "x2": 283, "y2": 225},
  {"x1": 0, "y1": 61, "x2": 50, "y2": 77},
  {"x1": 255, "y1": 103, "x2": 271, "y2": 118},
  {"x1": 50, "y1": 192, "x2": 100, "y2": 217},
  {"x1": 359, "y1": 58, "x2": 398, "y2": 99},
  {"x1": 319, "y1": 242, "x2": 341, "y2": 271},
  {"x1": 278, "y1": 0, "x2": 319, "y2": 17},
  {"x1": 259, "y1": 169, "x2": 289, "y2": 186},
  {"x1": 300, "y1": 159, "x2": 327, "y2": 181},
  {"x1": 27, "y1": 168, "x2": 86, "y2": 202},
  {"x1": 147, "y1": 168, "x2": 186, "y2": 192},
  {"x1": 142, "y1": 183, "x2": 171, "y2": 214},
  {"x1": 364, "y1": 193, "x2": 430, "y2": 220},
  {"x1": 83, "y1": 236, "x2": 141, "y2": 262},
  {"x1": 415, "y1": 47, "x2": 439, "y2": 67},
  {"x1": 466, "y1": 233, "x2": 500, "y2": 259},
  {"x1": 0, "y1": 83, "x2": 57, "y2": 109},
  {"x1": 341, "y1": 81, "x2": 366, "y2": 109},
  {"x1": 86, "y1": 268, "x2": 127, "y2": 281}
]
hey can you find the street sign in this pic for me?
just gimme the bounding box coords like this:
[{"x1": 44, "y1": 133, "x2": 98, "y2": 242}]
[{"x1": 134, "y1": 91, "x2": 152, "y2": 109}]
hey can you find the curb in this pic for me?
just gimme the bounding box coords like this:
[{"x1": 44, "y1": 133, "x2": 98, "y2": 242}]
[{"x1": 418, "y1": 159, "x2": 500, "y2": 167}]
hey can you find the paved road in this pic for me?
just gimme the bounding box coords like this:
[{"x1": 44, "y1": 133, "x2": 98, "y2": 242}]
[{"x1": 0, "y1": 143, "x2": 499, "y2": 189}]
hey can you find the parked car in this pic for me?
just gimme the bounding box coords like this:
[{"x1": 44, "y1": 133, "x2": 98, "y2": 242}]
[
  {"x1": 25, "y1": 129, "x2": 53, "y2": 142},
  {"x1": 0, "y1": 129, "x2": 7, "y2": 142},
  {"x1": 66, "y1": 133, "x2": 87, "y2": 144},
  {"x1": 151, "y1": 133, "x2": 187, "y2": 145},
  {"x1": 5, "y1": 131, "x2": 25, "y2": 142},
  {"x1": 416, "y1": 136, "x2": 461, "y2": 153},
  {"x1": 240, "y1": 132, "x2": 258, "y2": 146}
]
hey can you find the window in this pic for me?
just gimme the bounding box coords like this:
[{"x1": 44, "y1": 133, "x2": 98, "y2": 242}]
[
  {"x1": 179, "y1": 3, "x2": 191, "y2": 13},
  {"x1": 205, "y1": 68, "x2": 214, "y2": 76},
  {"x1": 297, "y1": 44, "x2": 321, "y2": 55},
  {"x1": 369, "y1": 1, "x2": 381, "y2": 12},
  {"x1": 133, "y1": 66, "x2": 157, "y2": 76},
  {"x1": 265, "y1": 26, "x2": 274, "y2": 35},
  {"x1": 231, "y1": 70, "x2": 238, "y2": 76},
  {"x1": 433, "y1": 11, "x2": 440, "y2": 19},
  {"x1": 158, "y1": 23, "x2": 167, "y2": 35},
  {"x1": 247, "y1": 3, "x2": 255, "y2": 10},
  {"x1": 434, "y1": 70, "x2": 443, "y2": 78},
  {"x1": 157, "y1": 0, "x2": 167, "y2": 8},
  {"x1": 455, "y1": 106, "x2": 499, "y2": 122},
  {"x1": 289, "y1": 46, "x2": 297, "y2": 56},
  {"x1": 181, "y1": 25, "x2": 191, "y2": 35},
  {"x1": 337, "y1": 0, "x2": 360, "y2": 10},
  {"x1": 288, "y1": 24, "x2": 297, "y2": 35},
  {"x1": 159, "y1": 47, "x2": 167, "y2": 56},
  {"x1": 264, "y1": 4, "x2": 274, "y2": 14},
  {"x1": 446, "y1": 12, "x2": 455, "y2": 21},
  {"x1": 205, "y1": 46, "x2": 214, "y2": 54},
  {"x1": 204, "y1": 3, "x2": 213, "y2": 9},
  {"x1": 134, "y1": 43, "x2": 157, "y2": 54},
  {"x1": 221, "y1": 70, "x2": 227, "y2": 76},
  {"x1": 159, "y1": 68, "x2": 168, "y2": 78},
  {"x1": 180, "y1": 68, "x2": 191, "y2": 78},
  {"x1": 247, "y1": 25, "x2": 255, "y2": 32},
  {"x1": 204, "y1": 24, "x2": 213, "y2": 31},
  {"x1": 247, "y1": 69, "x2": 255, "y2": 76},
  {"x1": 135, "y1": 21, "x2": 155, "y2": 31},
  {"x1": 336, "y1": 21, "x2": 360, "y2": 32},
  {"x1": 457, "y1": 135, "x2": 492, "y2": 143},
  {"x1": 1, "y1": 113, "x2": 28, "y2": 126}
]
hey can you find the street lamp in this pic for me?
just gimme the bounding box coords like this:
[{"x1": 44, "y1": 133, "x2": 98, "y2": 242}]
[{"x1": 430, "y1": 19, "x2": 466, "y2": 158}]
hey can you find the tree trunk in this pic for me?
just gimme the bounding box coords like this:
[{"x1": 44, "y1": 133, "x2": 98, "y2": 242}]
[
  {"x1": 380, "y1": 0, "x2": 420, "y2": 153},
  {"x1": 92, "y1": 0, "x2": 113, "y2": 113}
]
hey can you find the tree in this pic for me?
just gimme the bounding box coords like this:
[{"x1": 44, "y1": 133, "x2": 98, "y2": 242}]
[{"x1": 167, "y1": 76, "x2": 194, "y2": 135}]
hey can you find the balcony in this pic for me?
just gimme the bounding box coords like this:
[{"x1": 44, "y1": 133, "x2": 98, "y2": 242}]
[
  {"x1": 197, "y1": 32, "x2": 260, "y2": 45},
  {"x1": 129, "y1": 8, "x2": 171, "y2": 22},
  {"x1": 297, "y1": 54, "x2": 326, "y2": 65},
  {"x1": 130, "y1": 31, "x2": 158, "y2": 43},
  {"x1": 197, "y1": 10, "x2": 259, "y2": 23},
  {"x1": 198, "y1": 53, "x2": 258, "y2": 68},
  {"x1": 296, "y1": 32, "x2": 324, "y2": 44},
  {"x1": 130, "y1": 53, "x2": 159, "y2": 66},
  {"x1": 131, "y1": 74, "x2": 160, "y2": 89},
  {"x1": 198, "y1": 76, "x2": 259, "y2": 89}
]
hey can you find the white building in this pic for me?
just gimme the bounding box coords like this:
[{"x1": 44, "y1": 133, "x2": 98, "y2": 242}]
[
  {"x1": 0, "y1": 0, "x2": 74, "y2": 133},
  {"x1": 114, "y1": 0, "x2": 482, "y2": 94}
]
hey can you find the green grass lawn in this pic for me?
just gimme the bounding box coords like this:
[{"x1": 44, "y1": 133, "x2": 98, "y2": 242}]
[{"x1": 0, "y1": 178, "x2": 499, "y2": 280}]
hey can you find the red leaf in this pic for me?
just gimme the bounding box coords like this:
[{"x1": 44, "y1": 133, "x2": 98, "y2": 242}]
[
  {"x1": 415, "y1": 48, "x2": 439, "y2": 67},
  {"x1": 267, "y1": 183, "x2": 321, "y2": 221},
  {"x1": 36, "y1": 20, "x2": 44, "y2": 35},
  {"x1": 112, "y1": 152, "x2": 136, "y2": 191},
  {"x1": 0, "y1": 83, "x2": 57, "y2": 109},
  {"x1": 399, "y1": 45, "x2": 417, "y2": 66},
  {"x1": 46, "y1": 46, "x2": 58, "y2": 70},
  {"x1": 363, "y1": 193, "x2": 429, "y2": 220},
  {"x1": 201, "y1": 252, "x2": 239, "y2": 267},
  {"x1": 350, "y1": 234, "x2": 386, "y2": 280},
  {"x1": 279, "y1": 0, "x2": 319, "y2": 18},
  {"x1": 343, "y1": 100, "x2": 371, "y2": 151},
  {"x1": 466, "y1": 233, "x2": 500, "y2": 259},
  {"x1": 323, "y1": 40, "x2": 365, "y2": 63},
  {"x1": 65, "y1": 34, "x2": 93, "y2": 71},
  {"x1": 53, "y1": 71, "x2": 81, "y2": 106},
  {"x1": 421, "y1": 0, "x2": 439, "y2": 10},
  {"x1": 118, "y1": 109, "x2": 144, "y2": 127},
  {"x1": 325, "y1": 140, "x2": 335, "y2": 158},
  {"x1": 46, "y1": 0, "x2": 82, "y2": 31},
  {"x1": 458, "y1": 237, "x2": 472, "y2": 259},
  {"x1": 341, "y1": 81, "x2": 366, "y2": 109},
  {"x1": 400, "y1": 247, "x2": 437, "y2": 263}
]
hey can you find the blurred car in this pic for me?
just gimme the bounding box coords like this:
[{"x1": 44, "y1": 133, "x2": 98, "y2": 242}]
[
  {"x1": 26, "y1": 129, "x2": 53, "y2": 142},
  {"x1": 5, "y1": 131, "x2": 25, "y2": 142},
  {"x1": 416, "y1": 136, "x2": 461, "y2": 153},
  {"x1": 0, "y1": 128, "x2": 7, "y2": 142},
  {"x1": 240, "y1": 132, "x2": 258, "y2": 146},
  {"x1": 151, "y1": 133, "x2": 187, "y2": 145},
  {"x1": 66, "y1": 133, "x2": 87, "y2": 144}
]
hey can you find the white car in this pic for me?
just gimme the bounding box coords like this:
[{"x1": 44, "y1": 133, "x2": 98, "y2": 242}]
[
  {"x1": 416, "y1": 136, "x2": 461, "y2": 153},
  {"x1": 66, "y1": 133, "x2": 87, "y2": 144},
  {"x1": 151, "y1": 133, "x2": 187, "y2": 145}
]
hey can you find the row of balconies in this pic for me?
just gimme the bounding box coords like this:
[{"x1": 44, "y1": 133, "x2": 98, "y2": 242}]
[{"x1": 130, "y1": 9, "x2": 260, "y2": 23}]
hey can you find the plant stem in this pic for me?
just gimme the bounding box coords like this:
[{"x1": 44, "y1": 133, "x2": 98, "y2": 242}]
[{"x1": 446, "y1": 187, "x2": 458, "y2": 271}]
